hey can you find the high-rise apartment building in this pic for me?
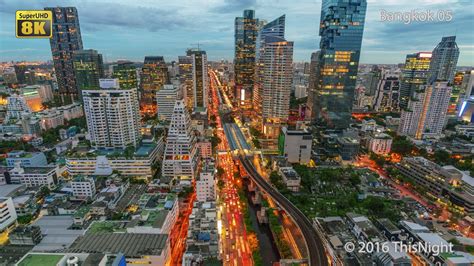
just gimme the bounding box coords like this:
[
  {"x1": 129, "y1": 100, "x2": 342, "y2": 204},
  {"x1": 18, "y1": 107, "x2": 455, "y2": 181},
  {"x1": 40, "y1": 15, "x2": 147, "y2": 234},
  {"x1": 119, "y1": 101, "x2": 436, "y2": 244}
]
[
  {"x1": 399, "y1": 52, "x2": 432, "y2": 109},
  {"x1": 187, "y1": 49, "x2": 208, "y2": 109},
  {"x1": 234, "y1": 10, "x2": 258, "y2": 110},
  {"x1": 82, "y1": 79, "x2": 140, "y2": 149},
  {"x1": 260, "y1": 36, "x2": 293, "y2": 137},
  {"x1": 156, "y1": 84, "x2": 183, "y2": 122},
  {"x1": 73, "y1": 49, "x2": 104, "y2": 100},
  {"x1": 373, "y1": 70, "x2": 401, "y2": 112},
  {"x1": 398, "y1": 81, "x2": 452, "y2": 139},
  {"x1": 140, "y1": 56, "x2": 169, "y2": 115},
  {"x1": 45, "y1": 7, "x2": 83, "y2": 103},
  {"x1": 254, "y1": 15, "x2": 286, "y2": 116},
  {"x1": 178, "y1": 55, "x2": 193, "y2": 109},
  {"x1": 311, "y1": 0, "x2": 367, "y2": 128},
  {"x1": 428, "y1": 36, "x2": 459, "y2": 84},
  {"x1": 161, "y1": 100, "x2": 198, "y2": 184},
  {"x1": 112, "y1": 60, "x2": 138, "y2": 90}
]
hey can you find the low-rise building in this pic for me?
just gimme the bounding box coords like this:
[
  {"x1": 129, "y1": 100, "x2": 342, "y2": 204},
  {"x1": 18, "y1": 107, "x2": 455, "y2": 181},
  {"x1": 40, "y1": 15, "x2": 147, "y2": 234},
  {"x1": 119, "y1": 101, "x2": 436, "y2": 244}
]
[
  {"x1": 396, "y1": 157, "x2": 474, "y2": 214},
  {"x1": 196, "y1": 160, "x2": 216, "y2": 202},
  {"x1": 278, "y1": 167, "x2": 301, "y2": 192},
  {"x1": 66, "y1": 142, "x2": 162, "y2": 178},
  {"x1": 9, "y1": 165, "x2": 58, "y2": 189},
  {"x1": 71, "y1": 176, "x2": 96, "y2": 199},
  {"x1": 337, "y1": 137, "x2": 360, "y2": 161},
  {"x1": 278, "y1": 127, "x2": 312, "y2": 164},
  {"x1": 9, "y1": 225, "x2": 42, "y2": 245},
  {"x1": 367, "y1": 133, "x2": 392, "y2": 155},
  {"x1": 196, "y1": 141, "x2": 212, "y2": 159},
  {"x1": 6, "y1": 151, "x2": 47, "y2": 168},
  {"x1": 57, "y1": 103, "x2": 83, "y2": 121},
  {"x1": 183, "y1": 201, "x2": 218, "y2": 263},
  {"x1": 39, "y1": 109, "x2": 64, "y2": 130},
  {"x1": 0, "y1": 197, "x2": 17, "y2": 233}
]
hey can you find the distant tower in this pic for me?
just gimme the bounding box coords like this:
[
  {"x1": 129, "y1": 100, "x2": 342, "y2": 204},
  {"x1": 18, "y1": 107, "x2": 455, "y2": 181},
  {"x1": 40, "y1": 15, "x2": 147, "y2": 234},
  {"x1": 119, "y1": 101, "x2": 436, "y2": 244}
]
[
  {"x1": 82, "y1": 79, "x2": 140, "y2": 149},
  {"x1": 45, "y1": 7, "x2": 83, "y2": 103},
  {"x1": 112, "y1": 60, "x2": 138, "y2": 90},
  {"x1": 399, "y1": 52, "x2": 432, "y2": 109},
  {"x1": 140, "y1": 56, "x2": 169, "y2": 115},
  {"x1": 73, "y1": 49, "x2": 104, "y2": 100},
  {"x1": 234, "y1": 10, "x2": 258, "y2": 111},
  {"x1": 428, "y1": 36, "x2": 459, "y2": 84},
  {"x1": 373, "y1": 70, "x2": 401, "y2": 112},
  {"x1": 187, "y1": 49, "x2": 208, "y2": 109},
  {"x1": 161, "y1": 100, "x2": 198, "y2": 184},
  {"x1": 178, "y1": 55, "x2": 194, "y2": 109}
]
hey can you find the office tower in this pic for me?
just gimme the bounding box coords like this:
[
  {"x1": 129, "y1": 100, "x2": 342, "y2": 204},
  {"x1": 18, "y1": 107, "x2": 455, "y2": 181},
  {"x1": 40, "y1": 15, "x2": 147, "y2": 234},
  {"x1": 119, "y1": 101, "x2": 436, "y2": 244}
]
[
  {"x1": 399, "y1": 52, "x2": 432, "y2": 109},
  {"x1": 254, "y1": 14, "x2": 286, "y2": 116},
  {"x1": 306, "y1": 51, "x2": 321, "y2": 120},
  {"x1": 187, "y1": 49, "x2": 208, "y2": 109},
  {"x1": 461, "y1": 70, "x2": 474, "y2": 98},
  {"x1": 178, "y1": 55, "x2": 194, "y2": 109},
  {"x1": 398, "y1": 81, "x2": 451, "y2": 139},
  {"x1": 234, "y1": 10, "x2": 258, "y2": 110},
  {"x1": 45, "y1": 7, "x2": 83, "y2": 103},
  {"x1": 260, "y1": 36, "x2": 294, "y2": 137},
  {"x1": 365, "y1": 66, "x2": 381, "y2": 96},
  {"x1": 73, "y1": 49, "x2": 104, "y2": 99},
  {"x1": 13, "y1": 65, "x2": 28, "y2": 84},
  {"x1": 82, "y1": 79, "x2": 140, "y2": 149},
  {"x1": 161, "y1": 100, "x2": 198, "y2": 184},
  {"x1": 448, "y1": 71, "x2": 465, "y2": 116},
  {"x1": 428, "y1": 36, "x2": 459, "y2": 84},
  {"x1": 112, "y1": 60, "x2": 138, "y2": 90},
  {"x1": 156, "y1": 84, "x2": 182, "y2": 122},
  {"x1": 140, "y1": 56, "x2": 169, "y2": 115},
  {"x1": 311, "y1": 0, "x2": 367, "y2": 128},
  {"x1": 373, "y1": 70, "x2": 401, "y2": 112}
]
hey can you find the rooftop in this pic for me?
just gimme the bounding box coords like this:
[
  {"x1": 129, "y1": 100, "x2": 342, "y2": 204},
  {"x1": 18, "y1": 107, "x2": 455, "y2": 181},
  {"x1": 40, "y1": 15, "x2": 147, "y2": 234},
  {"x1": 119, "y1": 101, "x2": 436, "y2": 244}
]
[
  {"x1": 17, "y1": 254, "x2": 64, "y2": 266},
  {"x1": 68, "y1": 233, "x2": 168, "y2": 256}
]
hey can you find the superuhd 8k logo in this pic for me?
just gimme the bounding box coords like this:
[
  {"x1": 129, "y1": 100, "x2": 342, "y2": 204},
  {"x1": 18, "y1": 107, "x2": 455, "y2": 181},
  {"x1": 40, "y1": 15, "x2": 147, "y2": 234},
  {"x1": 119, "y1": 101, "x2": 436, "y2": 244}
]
[{"x1": 16, "y1": 10, "x2": 52, "y2": 38}]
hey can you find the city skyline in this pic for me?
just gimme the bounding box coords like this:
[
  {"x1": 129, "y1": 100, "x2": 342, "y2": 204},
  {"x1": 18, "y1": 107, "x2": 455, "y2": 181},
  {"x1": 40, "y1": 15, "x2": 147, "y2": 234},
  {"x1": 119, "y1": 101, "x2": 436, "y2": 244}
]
[{"x1": 1, "y1": 0, "x2": 473, "y2": 65}]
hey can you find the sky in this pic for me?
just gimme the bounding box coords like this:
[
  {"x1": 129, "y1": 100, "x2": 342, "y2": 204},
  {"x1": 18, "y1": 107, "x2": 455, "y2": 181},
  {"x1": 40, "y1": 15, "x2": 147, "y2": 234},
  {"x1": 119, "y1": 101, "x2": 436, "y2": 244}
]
[{"x1": 0, "y1": 0, "x2": 473, "y2": 65}]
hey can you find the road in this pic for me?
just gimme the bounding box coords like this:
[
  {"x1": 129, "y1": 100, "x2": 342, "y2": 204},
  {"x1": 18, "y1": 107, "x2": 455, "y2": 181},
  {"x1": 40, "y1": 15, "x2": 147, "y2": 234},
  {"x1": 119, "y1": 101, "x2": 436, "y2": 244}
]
[
  {"x1": 239, "y1": 155, "x2": 329, "y2": 266},
  {"x1": 209, "y1": 69, "x2": 253, "y2": 266}
]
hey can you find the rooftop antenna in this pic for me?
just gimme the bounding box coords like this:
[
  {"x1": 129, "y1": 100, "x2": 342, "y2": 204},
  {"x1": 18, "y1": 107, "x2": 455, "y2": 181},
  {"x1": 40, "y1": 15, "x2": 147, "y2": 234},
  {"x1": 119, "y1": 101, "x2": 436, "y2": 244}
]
[{"x1": 190, "y1": 42, "x2": 202, "y2": 51}]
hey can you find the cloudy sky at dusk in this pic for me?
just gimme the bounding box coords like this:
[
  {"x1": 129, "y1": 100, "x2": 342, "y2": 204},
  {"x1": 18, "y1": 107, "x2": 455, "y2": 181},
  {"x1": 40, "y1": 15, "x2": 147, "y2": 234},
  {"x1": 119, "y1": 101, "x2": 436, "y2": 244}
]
[{"x1": 0, "y1": 0, "x2": 473, "y2": 65}]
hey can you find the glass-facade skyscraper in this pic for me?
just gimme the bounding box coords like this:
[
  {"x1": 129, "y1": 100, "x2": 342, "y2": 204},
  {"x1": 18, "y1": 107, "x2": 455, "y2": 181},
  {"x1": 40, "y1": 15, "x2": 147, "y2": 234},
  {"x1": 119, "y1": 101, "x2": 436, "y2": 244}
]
[
  {"x1": 187, "y1": 49, "x2": 208, "y2": 109},
  {"x1": 140, "y1": 56, "x2": 169, "y2": 115},
  {"x1": 112, "y1": 61, "x2": 138, "y2": 90},
  {"x1": 73, "y1": 49, "x2": 104, "y2": 100},
  {"x1": 428, "y1": 36, "x2": 459, "y2": 84},
  {"x1": 312, "y1": 0, "x2": 367, "y2": 129},
  {"x1": 234, "y1": 10, "x2": 258, "y2": 111},
  {"x1": 45, "y1": 7, "x2": 83, "y2": 104},
  {"x1": 399, "y1": 52, "x2": 432, "y2": 109}
]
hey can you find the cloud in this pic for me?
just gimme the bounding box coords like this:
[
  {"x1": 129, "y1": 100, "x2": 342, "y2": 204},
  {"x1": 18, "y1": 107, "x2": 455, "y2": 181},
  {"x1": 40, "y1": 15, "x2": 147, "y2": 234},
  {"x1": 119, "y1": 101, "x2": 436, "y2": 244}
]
[{"x1": 212, "y1": 0, "x2": 257, "y2": 14}]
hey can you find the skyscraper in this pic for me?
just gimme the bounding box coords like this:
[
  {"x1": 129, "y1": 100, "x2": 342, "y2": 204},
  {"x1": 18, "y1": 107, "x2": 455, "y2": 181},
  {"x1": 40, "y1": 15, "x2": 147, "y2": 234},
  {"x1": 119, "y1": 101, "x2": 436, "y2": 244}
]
[
  {"x1": 260, "y1": 36, "x2": 294, "y2": 137},
  {"x1": 399, "y1": 52, "x2": 432, "y2": 109},
  {"x1": 398, "y1": 81, "x2": 452, "y2": 139},
  {"x1": 234, "y1": 10, "x2": 258, "y2": 111},
  {"x1": 112, "y1": 60, "x2": 138, "y2": 90},
  {"x1": 161, "y1": 100, "x2": 198, "y2": 184},
  {"x1": 73, "y1": 49, "x2": 104, "y2": 100},
  {"x1": 428, "y1": 36, "x2": 459, "y2": 84},
  {"x1": 306, "y1": 51, "x2": 321, "y2": 120},
  {"x1": 254, "y1": 14, "x2": 286, "y2": 116},
  {"x1": 156, "y1": 84, "x2": 183, "y2": 122},
  {"x1": 45, "y1": 7, "x2": 83, "y2": 103},
  {"x1": 187, "y1": 49, "x2": 208, "y2": 109},
  {"x1": 311, "y1": 0, "x2": 367, "y2": 128},
  {"x1": 82, "y1": 79, "x2": 140, "y2": 149},
  {"x1": 140, "y1": 56, "x2": 169, "y2": 115},
  {"x1": 178, "y1": 55, "x2": 193, "y2": 109},
  {"x1": 373, "y1": 70, "x2": 401, "y2": 112}
]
